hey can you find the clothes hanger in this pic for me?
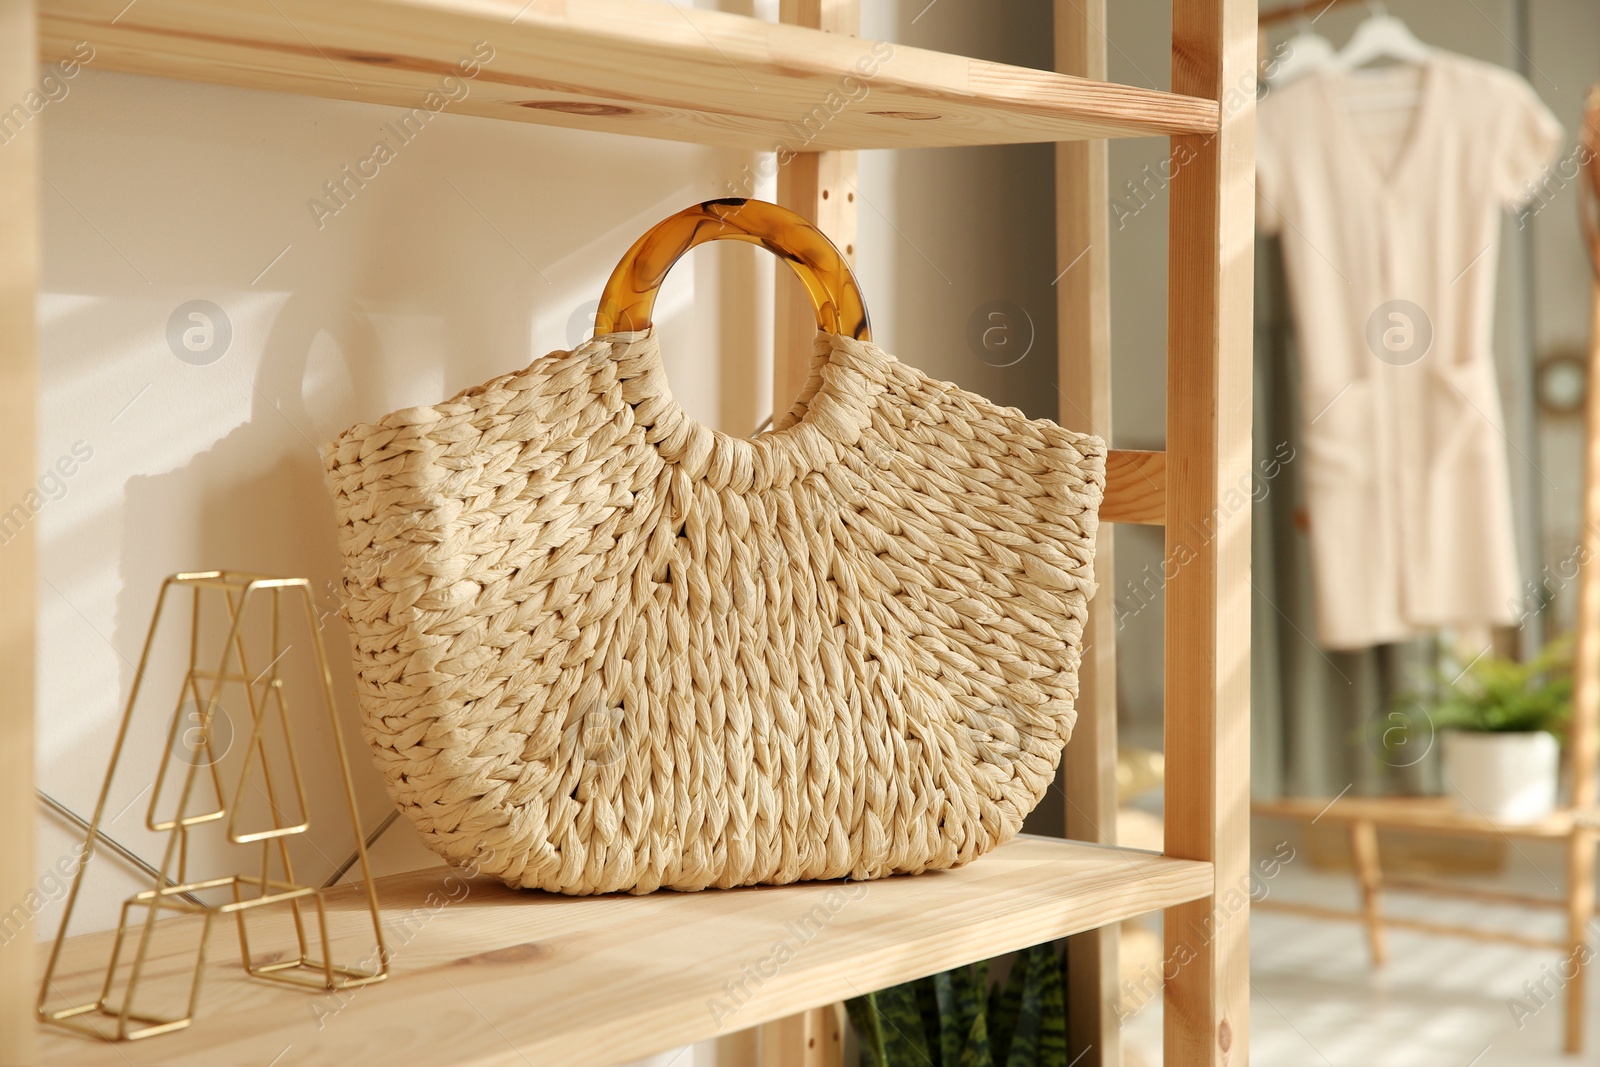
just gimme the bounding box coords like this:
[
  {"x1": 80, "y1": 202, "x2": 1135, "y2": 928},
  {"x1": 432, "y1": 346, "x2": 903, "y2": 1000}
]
[
  {"x1": 1323, "y1": 2, "x2": 1430, "y2": 115},
  {"x1": 595, "y1": 198, "x2": 871, "y2": 340},
  {"x1": 1331, "y1": 2, "x2": 1431, "y2": 72},
  {"x1": 1264, "y1": 15, "x2": 1337, "y2": 87}
]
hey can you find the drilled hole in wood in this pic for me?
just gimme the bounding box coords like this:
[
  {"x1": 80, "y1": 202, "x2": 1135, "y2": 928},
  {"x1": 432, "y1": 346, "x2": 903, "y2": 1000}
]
[
  {"x1": 821, "y1": 189, "x2": 830, "y2": 199},
  {"x1": 808, "y1": 1038, "x2": 816, "y2": 1048},
  {"x1": 846, "y1": 244, "x2": 854, "y2": 255},
  {"x1": 847, "y1": 192, "x2": 855, "y2": 202}
]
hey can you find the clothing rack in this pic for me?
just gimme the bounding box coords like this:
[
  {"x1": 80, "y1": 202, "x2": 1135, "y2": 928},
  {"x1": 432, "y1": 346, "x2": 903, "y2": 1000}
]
[
  {"x1": 1254, "y1": 69, "x2": 1600, "y2": 1063},
  {"x1": 1, "y1": 2, "x2": 1256, "y2": 1064}
]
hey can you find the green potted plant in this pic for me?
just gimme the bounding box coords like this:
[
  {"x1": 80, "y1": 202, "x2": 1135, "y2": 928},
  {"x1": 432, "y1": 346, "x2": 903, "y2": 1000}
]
[
  {"x1": 848, "y1": 942, "x2": 1069, "y2": 1067},
  {"x1": 1419, "y1": 638, "x2": 1572, "y2": 823}
]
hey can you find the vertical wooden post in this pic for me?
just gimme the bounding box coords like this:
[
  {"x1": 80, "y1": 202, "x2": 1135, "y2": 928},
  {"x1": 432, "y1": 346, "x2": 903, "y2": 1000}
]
[
  {"x1": 1563, "y1": 270, "x2": 1600, "y2": 1053},
  {"x1": 758, "y1": 1003, "x2": 845, "y2": 1067},
  {"x1": 773, "y1": 0, "x2": 858, "y2": 418},
  {"x1": 775, "y1": 148, "x2": 856, "y2": 416},
  {"x1": 1054, "y1": 2, "x2": 1119, "y2": 1064},
  {"x1": 758, "y1": 3, "x2": 857, "y2": 1065},
  {"x1": 0, "y1": 2, "x2": 39, "y2": 1062},
  {"x1": 1164, "y1": 0, "x2": 1254, "y2": 1063}
]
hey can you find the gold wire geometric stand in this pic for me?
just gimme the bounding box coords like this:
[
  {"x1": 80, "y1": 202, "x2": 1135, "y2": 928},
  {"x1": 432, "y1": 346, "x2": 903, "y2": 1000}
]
[{"x1": 37, "y1": 571, "x2": 389, "y2": 1042}]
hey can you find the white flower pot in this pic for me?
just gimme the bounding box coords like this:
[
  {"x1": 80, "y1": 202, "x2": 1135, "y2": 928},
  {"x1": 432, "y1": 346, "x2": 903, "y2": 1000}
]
[{"x1": 1441, "y1": 729, "x2": 1560, "y2": 823}]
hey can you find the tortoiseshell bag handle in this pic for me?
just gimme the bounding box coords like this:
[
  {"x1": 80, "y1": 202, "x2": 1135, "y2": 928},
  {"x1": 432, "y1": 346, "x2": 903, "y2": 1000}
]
[{"x1": 595, "y1": 198, "x2": 872, "y2": 341}]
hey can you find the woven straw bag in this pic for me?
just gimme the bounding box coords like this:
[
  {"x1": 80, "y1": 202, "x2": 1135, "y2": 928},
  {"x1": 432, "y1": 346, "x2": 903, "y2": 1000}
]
[{"x1": 324, "y1": 200, "x2": 1105, "y2": 895}]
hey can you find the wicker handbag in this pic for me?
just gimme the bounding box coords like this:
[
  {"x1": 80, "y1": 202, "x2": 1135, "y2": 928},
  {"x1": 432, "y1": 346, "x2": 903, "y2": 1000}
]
[{"x1": 324, "y1": 200, "x2": 1105, "y2": 895}]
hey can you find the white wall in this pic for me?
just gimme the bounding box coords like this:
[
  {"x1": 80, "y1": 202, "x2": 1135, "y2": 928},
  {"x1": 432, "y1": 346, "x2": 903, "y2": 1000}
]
[
  {"x1": 34, "y1": 60, "x2": 783, "y2": 922},
  {"x1": 856, "y1": 1, "x2": 1058, "y2": 422}
]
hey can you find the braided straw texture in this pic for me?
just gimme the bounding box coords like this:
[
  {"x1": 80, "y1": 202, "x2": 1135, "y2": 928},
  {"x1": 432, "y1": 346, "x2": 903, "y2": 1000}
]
[{"x1": 324, "y1": 332, "x2": 1104, "y2": 895}]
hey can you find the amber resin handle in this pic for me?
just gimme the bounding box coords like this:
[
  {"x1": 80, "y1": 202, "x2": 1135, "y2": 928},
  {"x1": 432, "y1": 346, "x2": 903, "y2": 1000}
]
[{"x1": 595, "y1": 198, "x2": 871, "y2": 341}]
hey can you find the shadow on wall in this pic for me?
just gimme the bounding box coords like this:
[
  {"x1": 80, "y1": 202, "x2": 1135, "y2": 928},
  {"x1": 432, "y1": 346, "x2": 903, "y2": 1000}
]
[
  {"x1": 114, "y1": 288, "x2": 393, "y2": 877},
  {"x1": 23, "y1": 37, "x2": 762, "y2": 952},
  {"x1": 856, "y1": 0, "x2": 1060, "y2": 425},
  {"x1": 103, "y1": 166, "x2": 778, "y2": 890}
]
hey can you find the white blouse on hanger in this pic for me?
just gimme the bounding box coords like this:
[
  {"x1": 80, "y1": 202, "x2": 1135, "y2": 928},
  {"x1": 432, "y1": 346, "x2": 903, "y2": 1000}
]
[{"x1": 1256, "y1": 51, "x2": 1562, "y2": 651}]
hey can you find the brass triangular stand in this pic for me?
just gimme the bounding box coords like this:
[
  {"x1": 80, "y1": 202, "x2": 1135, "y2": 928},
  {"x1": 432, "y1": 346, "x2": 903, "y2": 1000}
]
[{"x1": 37, "y1": 572, "x2": 389, "y2": 1042}]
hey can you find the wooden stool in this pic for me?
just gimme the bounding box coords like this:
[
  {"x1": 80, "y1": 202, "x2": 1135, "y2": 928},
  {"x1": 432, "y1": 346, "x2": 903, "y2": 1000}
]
[{"x1": 1254, "y1": 796, "x2": 1596, "y2": 1052}]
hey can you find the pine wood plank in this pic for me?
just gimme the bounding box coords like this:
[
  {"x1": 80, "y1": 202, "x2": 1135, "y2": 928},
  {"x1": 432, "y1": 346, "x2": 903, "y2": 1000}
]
[
  {"x1": 1164, "y1": 0, "x2": 1255, "y2": 1061},
  {"x1": 1102, "y1": 449, "x2": 1166, "y2": 525},
  {"x1": 37, "y1": 0, "x2": 1219, "y2": 151},
  {"x1": 1253, "y1": 796, "x2": 1578, "y2": 840},
  {"x1": 35, "y1": 837, "x2": 1211, "y2": 1066},
  {"x1": 1054, "y1": 2, "x2": 1119, "y2": 1063},
  {"x1": 0, "y1": 3, "x2": 40, "y2": 1063}
]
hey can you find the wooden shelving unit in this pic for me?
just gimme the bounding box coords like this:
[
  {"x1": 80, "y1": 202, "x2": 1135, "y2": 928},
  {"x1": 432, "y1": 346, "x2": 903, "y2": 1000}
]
[
  {"x1": 3, "y1": 1, "x2": 1256, "y2": 1064},
  {"x1": 38, "y1": 0, "x2": 1219, "y2": 149},
  {"x1": 34, "y1": 837, "x2": 1211, "y2": 1066}
]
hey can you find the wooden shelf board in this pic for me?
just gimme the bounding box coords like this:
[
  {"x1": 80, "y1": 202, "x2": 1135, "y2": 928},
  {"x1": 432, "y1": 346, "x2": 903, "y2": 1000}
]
[
  {"x1": 35, "y1": 835, "x2": 1210, "y2": 1067},
  {"x1": 39, "y1": 0, "x2": 1218, "y2": 150},
  {"x1": 1254, "y1": 795, "x2": 1583, "y2": 840}
]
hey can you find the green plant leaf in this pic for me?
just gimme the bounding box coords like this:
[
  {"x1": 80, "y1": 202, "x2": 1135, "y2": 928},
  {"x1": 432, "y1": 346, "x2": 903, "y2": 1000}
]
[
  {"x1": 935, "y1": 964, "x2": 993, "y2": 1067},
  {"x1": 877, "y1": 981, "x2": 934, "y2": 1066},
  {"x1": 847, "y1": 993, "x2": 889, "y2": 1067},
  {"x1": 1002, "y1": 945, "x2": 1044, "y2": 1067},
  {"x1": 852, "y1": 947, "x2": 1073, "y2": 1067},
  {"x1": 915, "y1": 976, "x2": 943, "y2": 1066},
  {"x1": 1037, "y1": 945, "x2": 1069, "y2": 1067},
  {"x1": 1390, "y1": 636, "x2": 1574, "y2": 740},
  {"x1": 990, "y1": 948, "x2": 1031, "y2": 1066}
]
